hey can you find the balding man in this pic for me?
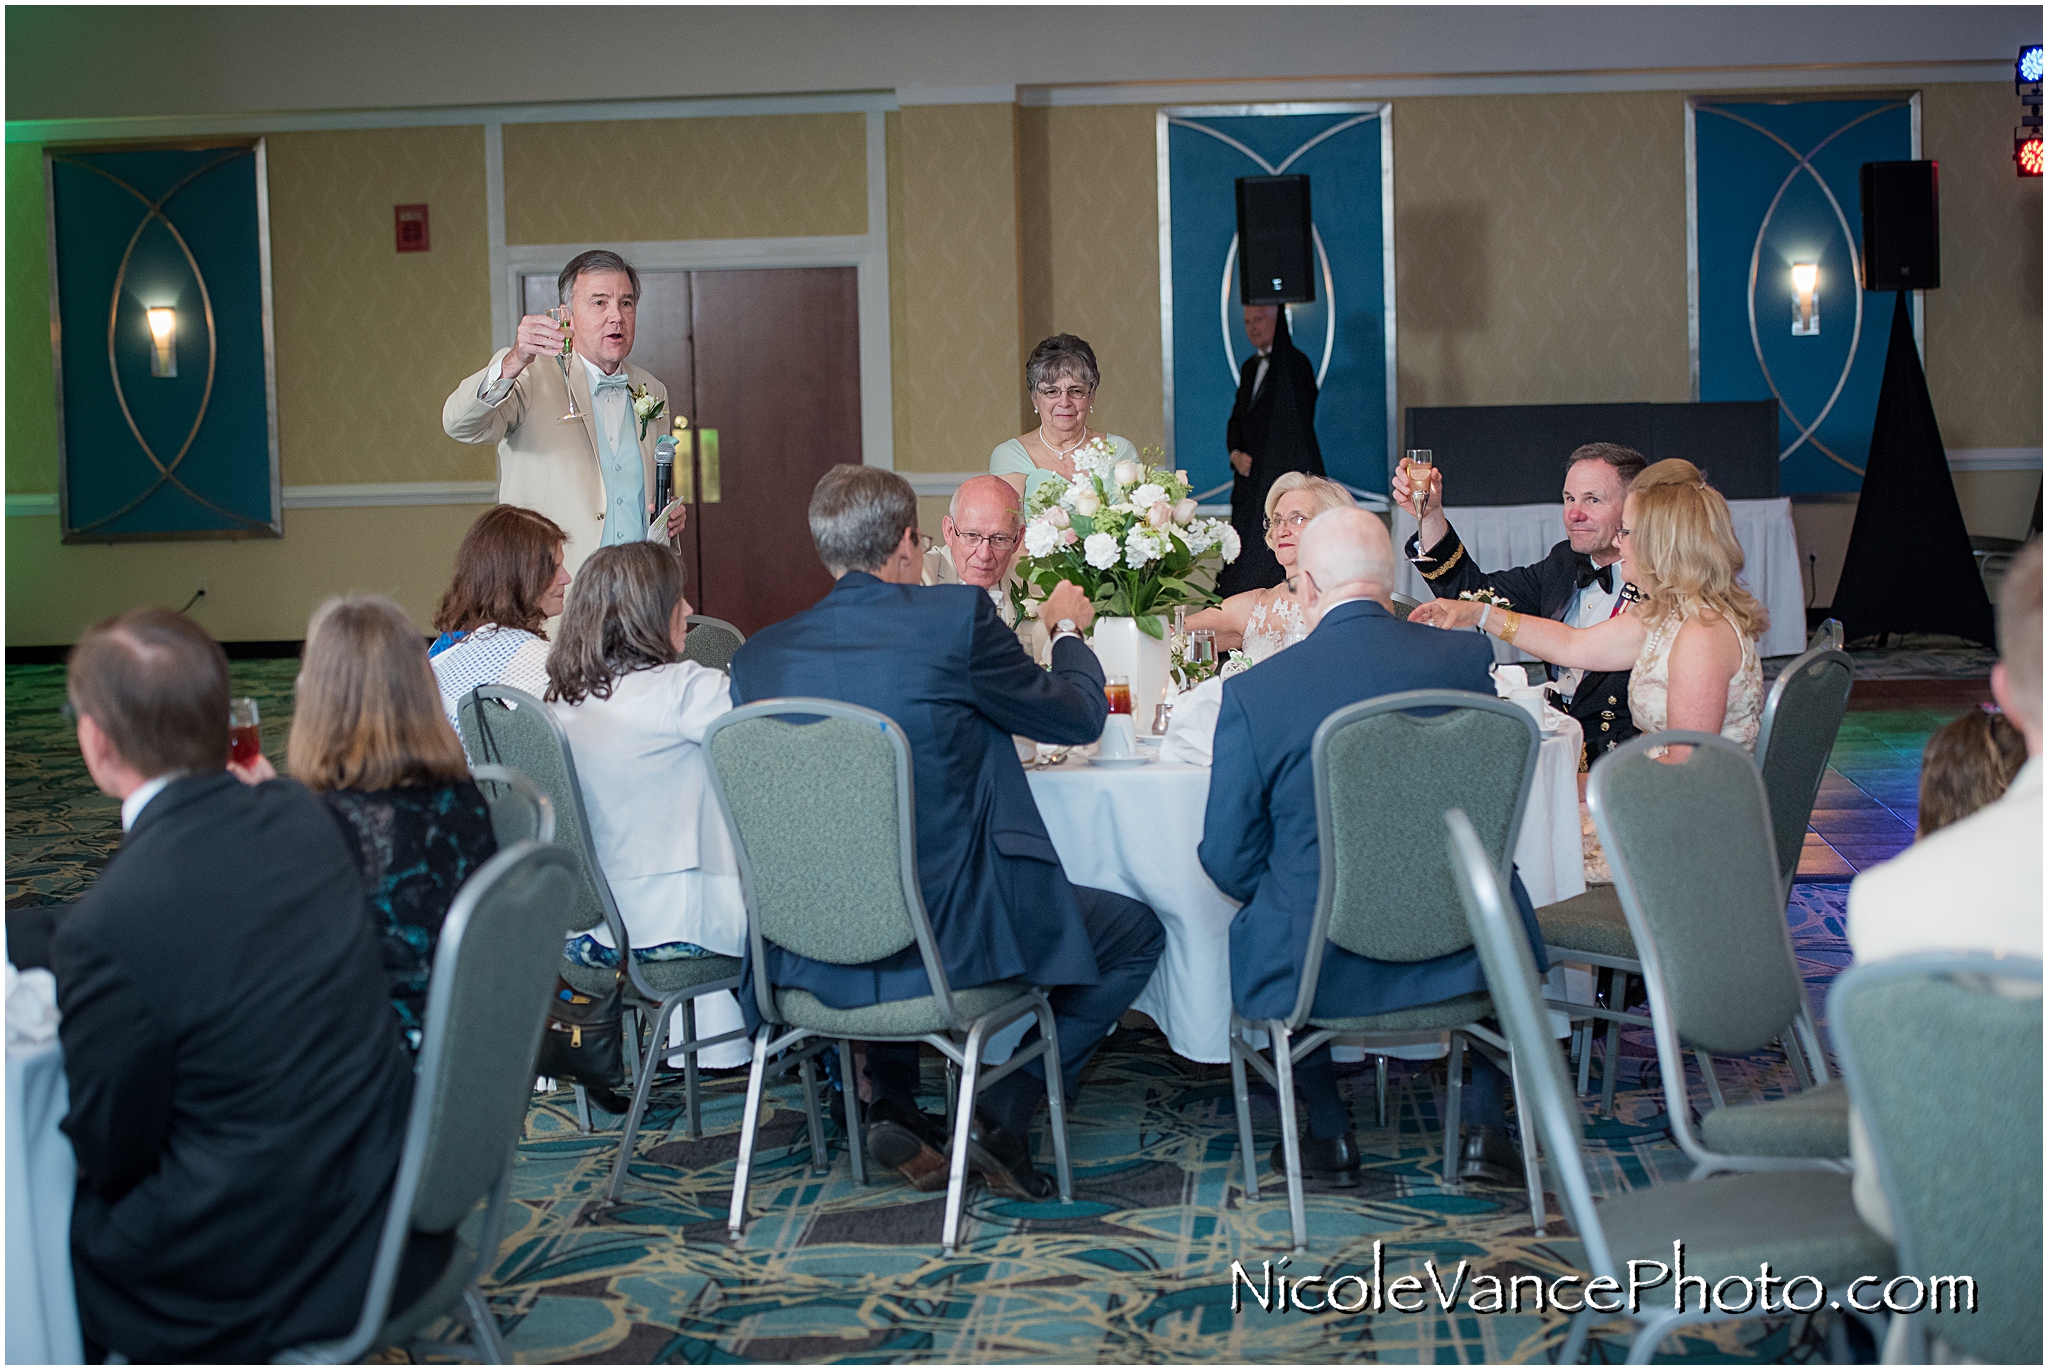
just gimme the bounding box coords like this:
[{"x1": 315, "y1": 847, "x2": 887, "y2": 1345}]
[
  {"x1": 1199, "y1": 508, "x2": 1548, "y2": 1189},
  {"x1": 924, "y1": 474, "x2": 1046, "y2": 659}
]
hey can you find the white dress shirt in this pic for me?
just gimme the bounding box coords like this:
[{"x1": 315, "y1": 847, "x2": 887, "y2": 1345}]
[
  {"x1": 121, "y1": 773, "x2": 177, "y2": 830},
  {"x1": 1554, "y1": 563, "x2": 1622, "y2": 704}
]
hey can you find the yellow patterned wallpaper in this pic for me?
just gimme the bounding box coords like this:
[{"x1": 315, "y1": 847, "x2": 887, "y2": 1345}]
[
  {"x1": 888, "y1": 103, "x2": 1023, "y2": 473},
  {"x1": 504, "y1": 114, "x2": 865, "y2": 245},
  {"x1": 267, "y1": 125, "x2": 494, "y2": 485},
  {"x1": 7, "y1": 144, "x2": 60, "y2": 494},
  {"x1": 1921, "y1": 82, "x2": 2042, "y2": 450},
  {"x1": 1394, "y1": 92, "x2": 1693, "y2": 415},
  {"x1": 1019, "y1": 105, "x2": 1165, "y2": 454}
]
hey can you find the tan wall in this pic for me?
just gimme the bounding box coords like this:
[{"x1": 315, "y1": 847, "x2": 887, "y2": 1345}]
[
  {"x1": 502, "y1": 114, "x2": 866, "y2": 245},
  {"x1": 6, "y1": 145, "x2": 60, "y2": 495}
]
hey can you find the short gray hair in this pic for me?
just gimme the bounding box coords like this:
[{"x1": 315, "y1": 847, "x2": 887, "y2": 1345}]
[
  {"x1": 810, "y1": 465, "x2": 920, "y2": 575},
  {"x1": 558, "y1": 249, "x2": 641, "y2": 305},
  {"x1": 1298, "y1": 507, "x2": 1394, "y2": 595},
  {"x1": 1024, "y1": 334, "x2": 1100, "y2": 393}
]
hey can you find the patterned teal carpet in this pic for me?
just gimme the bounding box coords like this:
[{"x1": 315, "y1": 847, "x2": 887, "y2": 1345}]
[{"x1": 6, "y1": 660, "x2": 1947, "y2": 1363}]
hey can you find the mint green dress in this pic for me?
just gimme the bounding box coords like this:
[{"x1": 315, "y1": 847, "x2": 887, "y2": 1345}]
[{"x1": 989, "y1": 435, "x2": 1140, "y2": 501}]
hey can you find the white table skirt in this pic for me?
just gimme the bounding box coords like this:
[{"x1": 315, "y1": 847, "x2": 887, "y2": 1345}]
[
  {"x1": 7, "y1": 1042, "x2": 82, "y2": 1365},
  {"x1": 1026, "y1": 725, "x2": 1586, "y2": 1065},
  {"x1": 1393, "y1": 497, "x2": 1807, "y2": 660}
]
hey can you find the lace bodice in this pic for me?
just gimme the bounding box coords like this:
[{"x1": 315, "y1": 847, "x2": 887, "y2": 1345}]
[
  {"x1": 1241, "y1": 593, "x2": 1308, "y2": 663},
  {"x1": 1628, "y1": 612, "x2": 1763, "y2": 751}
]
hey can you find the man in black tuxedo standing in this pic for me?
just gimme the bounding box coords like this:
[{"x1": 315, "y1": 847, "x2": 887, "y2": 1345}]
[
  {"x1": 52, "y1": 608, "x2": 415, "y2": 1362},
  {"x1": 1218, "y1": 304, "x2": 1324, "y2": 596},
  {"x1": 1395, "y1": 442, "x2": 1648, "y2": 772}
]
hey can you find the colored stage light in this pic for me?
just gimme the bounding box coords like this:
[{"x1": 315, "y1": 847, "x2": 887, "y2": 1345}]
[
  {"x1": 2020, "y1": 45, "x2": 2044, "y2": 88},
  {"x1": 2018, "y1": 130, "x2": 2044, "y2": 177}
]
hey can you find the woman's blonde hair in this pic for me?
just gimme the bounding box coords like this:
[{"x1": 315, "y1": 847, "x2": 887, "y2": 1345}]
[
  {"x1": 288, "y1": 595, "x2": 469, "y2": 792},
  {"x1": 1624, "y1": 459, "x2": 1769, "y2": 637},
  {"x1": 1263, "y1": 472, "x2": 1355, "y2": 549},
  {"x1": 546, "y1": 543, "x2": 687, "y2": 706}
]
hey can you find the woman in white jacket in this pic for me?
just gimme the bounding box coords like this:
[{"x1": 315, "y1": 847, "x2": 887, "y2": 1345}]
[{"x1": 545, "y1": 542, "x2": 748, "y2": 1067}]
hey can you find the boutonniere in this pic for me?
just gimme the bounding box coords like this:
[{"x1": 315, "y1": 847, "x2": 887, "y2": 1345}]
[
  {"x1": 1458, "y1": 588, "x2": 1513, "y2": 609},
  {"x1": 631, "y1": 384, "x2": 666, "y2": 441}
]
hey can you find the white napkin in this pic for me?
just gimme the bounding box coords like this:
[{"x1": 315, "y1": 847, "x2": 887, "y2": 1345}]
[
  {"x1": 1491, "y1": 663, "x2": 1529, "y2": 695},
  {"x1": 1161, "y1": 676, "x2": 1225, "y2": 766},
  {"x1": 6, "y1": 965, "x2": 59, "y2": 1048}
]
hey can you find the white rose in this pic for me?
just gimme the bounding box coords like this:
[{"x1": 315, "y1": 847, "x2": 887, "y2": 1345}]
[
  {"x1": 1123, "y1": 526, "x2": 1163, "y2": 568},
  {"x1": 1131, "y1": 483, "x2": 1166, "y2": 510},
  {"x1": 1146, "y1": 501, "x2": 1174, "y2": 528},
  {"x1": 1112, "y1": 460, "x2": 1143, "y2": 488},
  {"x1": 1023, "y1": 519, "x2": 1061, "y2": 558},
  {"x1": 1047, "y1": 505, "x2": 1070, "y2": 529},
  {"x1": 1172, "y1": 498, "x2": 1199, "y2": 525},
  {"x1": 1084, "y1": 532, "x2": 1121, "y2": 570},
  {"x1": 1178, "y1": 524, "x2": 1211, "y2": 555},
  {"x1": 1218, "y1": 524, "x2": 1243, "y2": 563},
  {"x1": 1072, "y1": 488, "x2": 1102, "y2": 517},
  {"x1": 1176, "y1": 470, "x2": 1190, "y2": 485}
]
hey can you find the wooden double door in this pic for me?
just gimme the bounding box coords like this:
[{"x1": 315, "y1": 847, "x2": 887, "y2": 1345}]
[{"x1": 523, "y1": 267, "x2": 861, "y2": 637}]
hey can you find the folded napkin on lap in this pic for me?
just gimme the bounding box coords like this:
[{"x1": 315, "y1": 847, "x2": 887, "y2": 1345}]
[
  {"x1": 6, "y1": 964, "x2": 59, "y2": 1048},
  {"x1": 1161, "y1": 677, "x2": 1224, "y2": 766}
]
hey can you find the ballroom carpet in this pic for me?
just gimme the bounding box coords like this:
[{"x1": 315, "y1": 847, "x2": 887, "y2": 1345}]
[{"x1": 2, "y1": 657, "x2": 1975, "y2": 1363}]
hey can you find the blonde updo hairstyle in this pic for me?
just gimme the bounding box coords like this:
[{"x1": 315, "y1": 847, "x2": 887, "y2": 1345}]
[
  {"x1": 1263, "y1": 472, "x2": 1355, "y2": 550},
  {"x1": 1624, "y1": 459, "x2": 1769, "y2": 637}
]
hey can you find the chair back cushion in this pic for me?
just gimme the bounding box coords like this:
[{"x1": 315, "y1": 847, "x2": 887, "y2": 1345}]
[
  {"x1": 1595, "y1": 736, "x2": 1803, "y2": 1055},
  {"x1": 407, "y1": 844, "x2": 582, "y2": 1233},
  {"x1": 707, "y1": 712, "x2": 920, "y2": 966},
  {"x1": 683, "y1": 617, "x2": 746, "y2": 672},
  {"x1": 1757, "y1": 649, "x2": 1853, "y2": 885},
  {"x1": 1833, "y1": 958, "x2": 2042, "y2": 1364},
  {"x1": 460, "y1": 688, "x2": 607, "y2": 934},
  {"x1": 1317, "y1": 696, "x2": 1536, "y2": 962}
]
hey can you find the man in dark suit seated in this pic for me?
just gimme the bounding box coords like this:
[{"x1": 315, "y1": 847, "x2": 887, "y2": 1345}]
[
  {"x1": 1199, "y1": 509, "x2": 1550, "y2": 1187},
  {"x1": 1395, "y1": 442, "x2": 1647, "y2": 771},
  {"x1": 52, "y1": 608, "x2": 416, "y2": 1362},
  {"x1": 730, "y1": 466, "x2": 1165, "y2": 1199}
]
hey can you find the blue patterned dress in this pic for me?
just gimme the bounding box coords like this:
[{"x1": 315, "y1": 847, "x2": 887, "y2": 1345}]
[{"x1": 322, "y1": 782, "x2": 498, "y2": 1050}]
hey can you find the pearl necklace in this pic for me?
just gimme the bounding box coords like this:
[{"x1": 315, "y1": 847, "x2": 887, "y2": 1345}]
[{"x1": 1037, "y1": 423, "x2": 1089, "y2": 469}]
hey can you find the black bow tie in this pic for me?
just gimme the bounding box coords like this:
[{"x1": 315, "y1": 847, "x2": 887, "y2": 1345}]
[{"x1": 1576, "y1": 561, "x2": 1614, "y2": 593}]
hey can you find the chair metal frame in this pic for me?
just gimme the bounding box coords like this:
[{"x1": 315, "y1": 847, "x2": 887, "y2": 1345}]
[
  {"x1": 1590, "y1": 730, "x2": 1842, "y2": 1180},
  {"x1": 460, "y1": 685, "x2": 746, "y2": 1201},
  {"x1": 469, "y1": 764, "x2": 556, "y2": 846},
  {"x1": 681, "y1": 614, "x2": 746, "y2": 671},
  {"x1": 706, "y1": 699, "x2": 1073, "y2": 1257},
  {"x1": 275, "y1": 841, "x2": 580, "y2": 1365},
  {"x1": 1228, "y1": 689, "x2": 1544, "y2": 1252}
]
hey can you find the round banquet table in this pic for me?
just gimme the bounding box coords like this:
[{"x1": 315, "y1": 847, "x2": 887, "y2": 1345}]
[
  {"x1": 1025, "y1": 719, "x2": 1587, "y2": 1064},
  {"x1": 7, "y1": 1040, "x2": 82, "y2": 1364}
]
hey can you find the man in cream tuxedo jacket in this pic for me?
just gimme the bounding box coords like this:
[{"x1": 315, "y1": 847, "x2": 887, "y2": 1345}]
[
  {"x1": 443, "y1": 250, "x2": 683, "y2": 577},
  {"x1": 922, "y1": 474, "x2": 1048, "y2": 661}
]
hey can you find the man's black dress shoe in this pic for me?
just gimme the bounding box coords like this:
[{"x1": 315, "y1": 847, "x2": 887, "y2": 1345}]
[
  {"x1": 865, "y1": 1098, "x2": 952, "y2": 1192},
  {"x1": 966, "y1": 1111, "x2": 1056, "y2": 1200},
  {"x1": 1269, "y1": 1131, "x2": 1361, "y2": 1188},
  {"x1": 1457, "y1": 1125, "x2": 1524, "y2": 1186}
]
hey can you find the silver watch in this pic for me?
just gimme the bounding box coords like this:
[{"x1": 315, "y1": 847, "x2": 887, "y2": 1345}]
[{"x1": 1054, "y1": 618, "x2": 1078, "y2": 636}]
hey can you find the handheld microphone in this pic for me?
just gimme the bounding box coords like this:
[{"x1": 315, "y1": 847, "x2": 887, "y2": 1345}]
[{"x1": 653, "y1": 435, "x2": 677, "y2": 529}]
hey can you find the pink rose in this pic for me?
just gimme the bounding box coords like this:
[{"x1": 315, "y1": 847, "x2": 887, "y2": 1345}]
[
  {"x1": 1147, "y1": 501, "x2": 1174, "y2": 528},
  {"x1": 1061, "y1": 528, "x2": 1079, "y2": 546},
  {"x1": 1048, "y1": 506, "x2": 1071, "y2": 529},
  {"x1": 1172, "y1": 498, "x2": 1198, "y2": 524}
]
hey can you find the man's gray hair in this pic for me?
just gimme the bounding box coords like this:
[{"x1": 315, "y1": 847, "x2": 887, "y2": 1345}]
[
  {"x1": 1297, "y1": 507, "x2": 1395, "y2": 595},
  {"x1": 558, "y1": 249, "x2": 641, "y2": 305},
  {"x1": 810, "y1": 465, "x2": 920, "y2": 575},
  {"x1": 948, "y1": 473, "x2": 1022, "y2": 525}
]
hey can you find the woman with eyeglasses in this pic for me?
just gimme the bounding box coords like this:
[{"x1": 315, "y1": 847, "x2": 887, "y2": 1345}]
[
  {"x1": 989, "y1": 335, "x2": 1139, "y2": 501},
  {"x1": 1183, "y1": 472, "x2": 1355, "y2": 661}
]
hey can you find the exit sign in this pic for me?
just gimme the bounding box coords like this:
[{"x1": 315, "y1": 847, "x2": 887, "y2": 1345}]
[{"x1": 395, "y1": 204, "x2": 429, "y2": 253}]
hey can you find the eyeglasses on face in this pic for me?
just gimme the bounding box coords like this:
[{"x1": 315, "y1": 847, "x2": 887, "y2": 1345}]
[
  {"x1": 954, "y1": 531, "x2": 1020, "y2": 551},
  {"x1": 1034, "y1": 383, "x2": 1093, "y2": 403},
  {"x1": 1262, "y1": 511, "x2": 1313, "y2": 532}
]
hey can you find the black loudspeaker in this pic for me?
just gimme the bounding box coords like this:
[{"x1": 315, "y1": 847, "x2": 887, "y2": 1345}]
[
  {"x1": 1236, "y1": 175, "x2": 1314, "y2": 304},
  {"x1": 1859, "y1": 160, "x2": 1940, "y2": 291}
]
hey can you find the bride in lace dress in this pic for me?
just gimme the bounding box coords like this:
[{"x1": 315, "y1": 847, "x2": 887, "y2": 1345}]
[{"x1": 1185, "y1": 472, "x2": 1354, "y2": 664}]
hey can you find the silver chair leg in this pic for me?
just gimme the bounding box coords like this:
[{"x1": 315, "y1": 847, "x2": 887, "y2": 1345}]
[
  {"x1": 1575, "y1": 1021, "x2": 1595, "y2": 1097},
  {"x1": 1508, "y1": 1052, "x2": 1544, "y2": 1236},
  {"x1": 839, "y1": 1040, "x2": 867, "y2": 1187},
  {"x1": 683, "y1": 999, "x2": 703, "y2": 1140},
  {"x1": 943, "y1": 1057, "x2": 959, "y2": 1136},
  {"x1": 605, "y1": 991, "x2": 680, "y2": 1203},
  {"x1": 1696, "y1": 1049, "x2": 1727, "y2": 1113},
  {"x1": 1229, "y1": 1033, "x2": 1261, "y2": 1201},
  {"x1": 573, "y1": 1084, "x2": 592, "y2": 1134},
  {"x1": 1270, "y1": 1022, "x2": 1307, "y2": 1253},
  {"x1": 1374, "y1": 1054, "x2": 1389, "y2": 1128},
  {"x1": 798, "y1": 1053, "x2": 830, "y2": 1177},
  {"x1": 1443, "y1": 1033, "x2": 1468, "y2": 1190},
  {"x1": 462, "y1": 1285, "x2": 510, "y2": 1364},
  {"x1": 1600, "y1": 975, "x2": 1627, "y2": 1117},
  {"x1": 727, "y1": 1030, "x2": 774, "y2": 1242},
  {"x1": 1626, "y1": 1311, "x2": 1681, "y2": 1363},
  {"x1": 1558, "y1": 1307, "x2": 1593, "y2": 1364},
  {"x1": 942, "y1": 1023, "x2": 989, "y2": 1256},
  {"x1": 1038, "y1": 1001, "x2": 1073, "y2": 1203}
]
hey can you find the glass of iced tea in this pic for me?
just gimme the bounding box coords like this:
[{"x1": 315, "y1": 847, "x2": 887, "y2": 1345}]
[
  {"x1": 1104, "y1": 677, "x2": 1132, "y2": 715},
  {"x1": 229, "y1": 697, "x2": 261, "y2": 767}
]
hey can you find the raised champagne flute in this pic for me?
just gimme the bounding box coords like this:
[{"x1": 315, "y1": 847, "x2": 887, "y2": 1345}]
[
  {"x1": 1405, "y1": 448, "x2": 1436, "y2": 565},
  {"x1": 549, "y1": 305, "x2": 583, "y2": 421}
]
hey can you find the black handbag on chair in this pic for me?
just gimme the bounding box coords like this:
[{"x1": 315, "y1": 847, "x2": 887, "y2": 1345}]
[{"x1": 534, "y1": 974, "x2": 626, "y2": 1089}]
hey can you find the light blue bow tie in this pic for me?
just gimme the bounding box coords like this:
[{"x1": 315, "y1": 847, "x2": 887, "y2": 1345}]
[{"x1": 591, "y1": 370, "x2": 631, "y2": 394}]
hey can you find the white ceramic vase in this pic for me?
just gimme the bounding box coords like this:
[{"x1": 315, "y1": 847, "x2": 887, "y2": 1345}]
[{"x1": 1088, "y1": 615, "x2": 1172, "y2": 729}]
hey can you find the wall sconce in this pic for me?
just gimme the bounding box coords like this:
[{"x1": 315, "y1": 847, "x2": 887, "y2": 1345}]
[
  {"x1": 146, "y1": 307, "x2": 178, "y2": 377},
  {"x1": 1790, "y1": 263, "x2": 1820, "y2": 336}
]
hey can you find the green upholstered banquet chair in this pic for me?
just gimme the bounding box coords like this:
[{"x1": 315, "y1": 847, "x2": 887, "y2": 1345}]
[{"x1": 681, "y1": 614, "x2": 746, "y2": 672}]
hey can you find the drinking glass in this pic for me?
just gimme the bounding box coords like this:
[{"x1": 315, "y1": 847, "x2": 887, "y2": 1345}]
[
  {"x1": 1405, "y1": 448, "x2": 1436, "y2": 564},
  {"x1": 548, "y1": 306, "x2": 583, "y2": 420},
  {"x1": 1103, "y1": 676, "x2": 1133, "y2": 715},
  {"x1": 1186, "y1": 629, "x2": 1217, "y2": 669},
  {"x1": 229, "y1": 697, "x2": 261, "y2": 767}
]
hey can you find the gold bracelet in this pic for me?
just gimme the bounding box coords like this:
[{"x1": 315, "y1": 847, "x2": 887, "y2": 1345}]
[{"x1": 1498, "y1": 610, "x2": 1522, "y2": 646}]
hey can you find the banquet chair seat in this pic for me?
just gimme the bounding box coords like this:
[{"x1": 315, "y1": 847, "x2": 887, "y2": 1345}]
[
  {"x1": 706, "y1": 700, "x2": 1073, "y2": 1257},
  {"x1": 1591, "y1": 731, "x2": 1848, "y2": 1180},
  {"x1": 458, "y1": 686, "x2": 745, "y2": 1197},
  {"x1": 1230, "y1": 690, "x2": 1547, "y2": 1252},
  {"x1": 1444, "y1": 808, "x2": 1892, "y2": 1365},
  {"x1": 682, "y1": 615, "x2": 746, "y2": 672},
  {"x1": 272, "y1": 842, "x2": 582, "y2": 1366},
  {"x1": 1538, "y1": 885, "x2": 1643, "y2": 1116}
]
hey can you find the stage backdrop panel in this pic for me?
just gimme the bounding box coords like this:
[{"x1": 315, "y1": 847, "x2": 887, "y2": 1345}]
[
  {"x1": 1158, "y1": 104, "x2": 1393, "y2": 504},
  {"x1": 1689, "y1": 95, "x2": 1917, "y2": 496},
  {"x1": 46, "y1": 140, "x2": 280, "y2": 542}
]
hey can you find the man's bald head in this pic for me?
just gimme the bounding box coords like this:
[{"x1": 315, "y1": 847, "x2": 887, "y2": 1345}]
[
  {"x1": 949, "y1": 474, "x2": 1021, "y2": 528},
  {"x1": 944, "y1": 474, "x2": 1025, "y2": 589},
  {"x1": 1297, "y1": 508, "x2": 1396, "y2": 624}
]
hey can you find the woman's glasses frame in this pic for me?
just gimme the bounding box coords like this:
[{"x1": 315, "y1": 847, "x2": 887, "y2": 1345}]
[{"x1": 1262, "y1": 511, "x2": 1314, "y2": 532}]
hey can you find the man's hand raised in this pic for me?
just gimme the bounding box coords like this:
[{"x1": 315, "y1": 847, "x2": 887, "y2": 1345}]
[{"x1": 501, "y1": 313, "x2": 568, "y2": 381}]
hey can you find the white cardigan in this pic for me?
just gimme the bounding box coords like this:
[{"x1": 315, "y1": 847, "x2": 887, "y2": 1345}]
[{"x1": 550, "y1": 661, "x2": 744, "y2": 956}]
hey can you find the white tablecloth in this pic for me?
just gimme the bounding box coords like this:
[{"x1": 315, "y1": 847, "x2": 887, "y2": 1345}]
[
  {"x1": 7, "y1": 1042, "x2": 82, "y2": 1365},
  {"x1": 1026, "y1": 724, "x2": 1586, "y2": 1064},
  {"x1": 1393, "y1": 498, "x2": 1807, "y2": 659}
]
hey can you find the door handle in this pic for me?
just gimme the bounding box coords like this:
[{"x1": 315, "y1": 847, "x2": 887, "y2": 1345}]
[{"x1": 699, "y1": 428, "x2": 721, "y2": 504}]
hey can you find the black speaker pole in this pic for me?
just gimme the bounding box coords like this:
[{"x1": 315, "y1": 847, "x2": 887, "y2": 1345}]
[{"x1": 1829, "y1": 292, "x2": 1996, "y2": 647}]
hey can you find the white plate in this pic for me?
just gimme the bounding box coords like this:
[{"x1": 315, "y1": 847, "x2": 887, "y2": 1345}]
[{"x1": 1087, "y1": 755, "x2": 1152, "y2": 769}]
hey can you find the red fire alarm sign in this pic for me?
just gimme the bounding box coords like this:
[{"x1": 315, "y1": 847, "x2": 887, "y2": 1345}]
[{"x1": 395, "y1": 204, "x2": 430, "y2": 253}]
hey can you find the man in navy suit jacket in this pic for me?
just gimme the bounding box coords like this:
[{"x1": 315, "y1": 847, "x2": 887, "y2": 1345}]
[
  {"x1": 1199, "y1": 508, "x2": 1548, "y2": 1186},
  {"x1": 731, "y1": 466, "x2": 1163, "y2": 1198}
]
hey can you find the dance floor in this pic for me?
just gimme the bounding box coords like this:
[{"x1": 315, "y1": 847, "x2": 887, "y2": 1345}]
[{"x1": 3, "y1": 658, "x2": 1988, "y2": 1363}]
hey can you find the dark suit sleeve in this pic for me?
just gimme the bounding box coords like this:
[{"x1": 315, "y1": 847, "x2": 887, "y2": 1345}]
[
  {"x1": 1197, "y1": 684, "x2": 1271, "y2": 904},
  {"x1": 1412, "y1": 519, "x2": 1548, "y2": 615},
  {"x1": 966, "y1": 597, "x2": 1108, "y2": 744},
  {"x1": 53, "y1": 917, "x2": 175, "y2": 1201}
]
